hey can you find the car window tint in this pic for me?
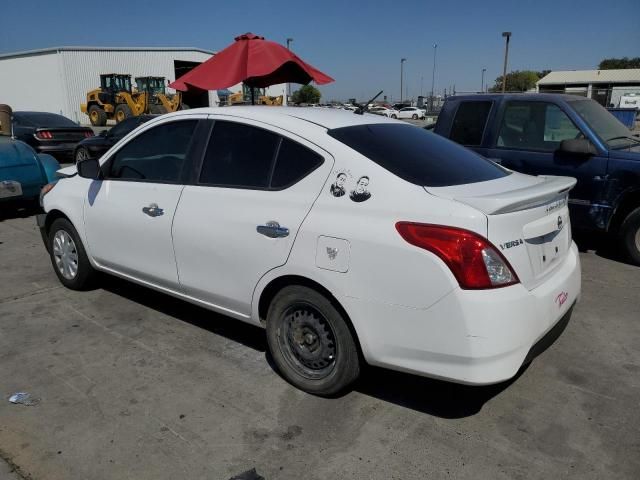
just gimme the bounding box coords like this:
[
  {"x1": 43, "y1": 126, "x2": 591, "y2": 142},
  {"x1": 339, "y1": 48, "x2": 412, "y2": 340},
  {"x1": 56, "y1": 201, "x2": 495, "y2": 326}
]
[
  {"x1": 450, "y1": 101, "x2": 492, "y2": 146},
  {"x1": 108, "y1": 120, "x2": 197, "y2": 182},
  {"x1": 271, "y1": 138, "x2": 324, "y2": 189},
  {"x1": 200, "y1": 121, "x2": 279, "y2": 188},
  {"x1": 328, "y1": 123, "x2": 509, "y2": 187},
  {"x1": 497, "y1": 101, "x2": 581, "y2": 151}
]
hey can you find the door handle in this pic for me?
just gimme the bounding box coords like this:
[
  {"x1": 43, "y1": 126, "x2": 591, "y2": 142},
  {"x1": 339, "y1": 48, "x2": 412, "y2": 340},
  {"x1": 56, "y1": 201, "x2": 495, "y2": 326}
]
[
  {"x1": 142, "y1": 203, "x2": 164, "y2": 217},
  {"x1": 257, "y1": 221, "x2": 289, "y2": 238}
]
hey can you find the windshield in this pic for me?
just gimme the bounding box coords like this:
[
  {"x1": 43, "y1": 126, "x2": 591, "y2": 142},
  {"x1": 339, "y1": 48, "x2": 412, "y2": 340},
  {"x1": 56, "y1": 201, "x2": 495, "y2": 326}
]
[
  {"x1": 14, "y1": 112, "x2": 77, "y2": 127},
  {"x1": 569, "y1": 99, "x2": 635, "y2": 148},
  {"x1": 328, "y1": 123, "x2": 510, "y2": 187}
]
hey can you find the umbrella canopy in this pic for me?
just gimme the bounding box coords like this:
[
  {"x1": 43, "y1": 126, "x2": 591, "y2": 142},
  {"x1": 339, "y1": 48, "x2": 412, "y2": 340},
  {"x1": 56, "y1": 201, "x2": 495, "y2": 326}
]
[{"x1": 170, "y1": 33, "x2": 334, "y2": 92}]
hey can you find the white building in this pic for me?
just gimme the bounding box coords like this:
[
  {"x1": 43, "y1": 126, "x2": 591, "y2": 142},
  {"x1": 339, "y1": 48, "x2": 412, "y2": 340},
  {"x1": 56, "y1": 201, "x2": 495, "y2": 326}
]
[
  {"x1": 0, "y1": 46, "x2": 287, "y2": 124},
  {"x1": 536, "y1": 69, "x2": 640, "y2": 107}
]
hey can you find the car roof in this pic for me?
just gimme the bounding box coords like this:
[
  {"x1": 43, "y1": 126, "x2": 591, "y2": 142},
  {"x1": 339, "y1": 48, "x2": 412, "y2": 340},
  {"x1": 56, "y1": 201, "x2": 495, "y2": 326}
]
[
  {"x1": 159, "y1": 106, "x2": 398, "y2": 130},
  {"x1": 446, "y1": 93, "x2": 591, "y2": 103}
]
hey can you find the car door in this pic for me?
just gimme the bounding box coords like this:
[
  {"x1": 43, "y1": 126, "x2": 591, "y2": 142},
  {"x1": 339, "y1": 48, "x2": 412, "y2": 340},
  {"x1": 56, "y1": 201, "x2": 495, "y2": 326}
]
[
  {"x1": 84, "y1": 116, "x2": 201, "y2": 289},
  {"x1": 487, "y1": 100, "x2": 608, "y2": 216},
  {"x1": 172, "y1": 118, "x2": 333, "y2": 317}
]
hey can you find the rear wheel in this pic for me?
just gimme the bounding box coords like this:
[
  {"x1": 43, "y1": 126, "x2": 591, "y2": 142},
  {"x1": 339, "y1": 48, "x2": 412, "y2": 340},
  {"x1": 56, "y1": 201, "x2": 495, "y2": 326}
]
[
  {"x1": 75, "y1": 146, "x2": 90, "y2": 164},
  {"x1": 114, "y1": 104, "x2": 132, "y2": 123},
  {"x1": 88, "y1": 105, "x2": 107, "y2": 126},
  {"x1": 619, "y1": 207, "x2": 640, "y2": 265},
  {"x1": 48, "y1": 218, "x2": 97, "y2": 290},
  {"x1": 266, "y1": 286, "x2": 360, "y2": 396}
]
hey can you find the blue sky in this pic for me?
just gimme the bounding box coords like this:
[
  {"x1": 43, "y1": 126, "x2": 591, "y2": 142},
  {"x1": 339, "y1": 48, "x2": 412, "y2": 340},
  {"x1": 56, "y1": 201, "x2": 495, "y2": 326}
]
[{"x1": 2, "y1": 0, "x2": 638, "y2": 101}]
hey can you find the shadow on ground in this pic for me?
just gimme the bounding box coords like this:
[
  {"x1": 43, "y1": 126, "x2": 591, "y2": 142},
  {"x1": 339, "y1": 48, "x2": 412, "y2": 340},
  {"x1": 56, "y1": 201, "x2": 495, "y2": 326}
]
[
  {"x1": 572, "y1": 229, "x2": 631, "y2": 266},
  {"x1": 0, "y1": 200, "x2": 40, "y2": 222},
  {"x1": 101, "y1": 274, "x2": 516, "y2": 418}
]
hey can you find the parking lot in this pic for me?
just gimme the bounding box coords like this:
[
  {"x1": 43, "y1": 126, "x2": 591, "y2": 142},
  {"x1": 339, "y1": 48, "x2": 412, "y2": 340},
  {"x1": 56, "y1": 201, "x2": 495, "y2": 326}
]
[{"x1": 0, "y1": 211, "x2": 638, "y2": 479}]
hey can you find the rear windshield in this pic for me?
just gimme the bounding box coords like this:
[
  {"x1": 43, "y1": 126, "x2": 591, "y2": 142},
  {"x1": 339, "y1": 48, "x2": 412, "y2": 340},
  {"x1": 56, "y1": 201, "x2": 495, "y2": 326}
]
[
  {"x1": 14, "y1": 112, "x2": 77, "y2": 127},
  {"x1": 328, "y1": 123, "x2": 509, "y2": 187}
]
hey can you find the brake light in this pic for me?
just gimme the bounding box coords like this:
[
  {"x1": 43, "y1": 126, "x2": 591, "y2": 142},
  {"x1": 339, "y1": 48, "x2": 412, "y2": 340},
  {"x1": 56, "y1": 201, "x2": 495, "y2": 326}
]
[
  {"x1": 395, "y1": 222, "x2": 519, "y2": 289},
  {"x1": 36, "y1": 131, "x2": 53, "y2": 139},
  {"x1": 84, "y1": 131, "x2": 94, "y2": 138}
]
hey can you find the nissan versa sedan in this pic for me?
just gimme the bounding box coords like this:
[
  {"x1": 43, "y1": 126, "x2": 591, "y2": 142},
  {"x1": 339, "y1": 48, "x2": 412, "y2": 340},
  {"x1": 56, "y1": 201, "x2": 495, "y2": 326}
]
[{"x1": 37, "y1": 107, "x2": 581, "y2": 395}]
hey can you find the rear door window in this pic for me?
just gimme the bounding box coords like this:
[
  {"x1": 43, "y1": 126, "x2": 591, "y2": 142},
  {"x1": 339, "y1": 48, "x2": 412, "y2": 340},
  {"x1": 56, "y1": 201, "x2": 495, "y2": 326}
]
[
  {"x1": 328, "y1": 123, "x2": 509, "y2": 187},
  {"x1": 199, "y1": 121, "x2": 324, "y2": 190},
  {"x1": 449, "y1": 101, "x2": 492, "y2": 146}
]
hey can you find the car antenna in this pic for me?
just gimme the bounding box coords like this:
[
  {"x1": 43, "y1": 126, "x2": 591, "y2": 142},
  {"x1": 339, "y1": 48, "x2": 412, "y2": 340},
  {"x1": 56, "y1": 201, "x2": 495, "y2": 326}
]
[{"x1": 355, "y1": 90, "x2": 383, "y2": 115}]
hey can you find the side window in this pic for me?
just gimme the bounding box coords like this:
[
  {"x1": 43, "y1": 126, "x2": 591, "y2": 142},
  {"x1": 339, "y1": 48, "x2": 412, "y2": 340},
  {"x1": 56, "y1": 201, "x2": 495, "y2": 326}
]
[
  {"x1": 449, "y1": 101, "x2": 492, "y2": 146},
  {"x1": 497, "y1": 102, "x2": 582, "y2": 151},
  {"x1": 199, "y1": 121, "x2": 279, "y2": 188},
  {"x1": 108, "y1": 120, "x2": 197, "y2": 182},
  {"x1": 271, "y1": 138, "x2": 324, "y2": 189}
]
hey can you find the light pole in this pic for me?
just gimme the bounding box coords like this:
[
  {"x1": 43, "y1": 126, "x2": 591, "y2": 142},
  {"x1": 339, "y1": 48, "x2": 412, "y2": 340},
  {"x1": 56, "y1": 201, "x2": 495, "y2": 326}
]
[
  {"x1": 286, "y1": 38, "x2": 293, "y2": 100},
  {"x1": 501, "y1": 32, "x2": 511, "y2": 93},
  {"x1": 430, "y1": 43, "x2": 437, "y2": 112},
  {"x1": 481, "y1": 68, "x2": 486, "y2": 92},
  {"x1": 400, "y1": 58, "x2": 406, "y2": 104}
]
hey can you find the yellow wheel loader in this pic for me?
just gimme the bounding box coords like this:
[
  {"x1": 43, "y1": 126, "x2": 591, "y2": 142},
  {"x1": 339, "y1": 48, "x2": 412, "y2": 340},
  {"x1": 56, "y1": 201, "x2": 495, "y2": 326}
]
[
  {"x1": 135, "y1": 76, "x2": 185, "y2": 114},
  {"x1": 80, "y1": 74, "x2": 147, "y2": 126}
]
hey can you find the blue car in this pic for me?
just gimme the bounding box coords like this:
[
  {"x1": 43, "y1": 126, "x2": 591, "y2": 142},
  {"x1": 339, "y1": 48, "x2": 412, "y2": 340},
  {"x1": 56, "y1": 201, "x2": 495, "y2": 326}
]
[{"x1": 1, "y1": 134, "x2": 60, "y2": 204}]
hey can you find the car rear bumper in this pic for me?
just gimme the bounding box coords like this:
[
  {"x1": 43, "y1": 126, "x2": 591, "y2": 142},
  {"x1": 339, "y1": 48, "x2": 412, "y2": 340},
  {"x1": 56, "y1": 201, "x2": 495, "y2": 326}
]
[{"x1": 344, "y1": 241, "x2": 581, "y2": 385}]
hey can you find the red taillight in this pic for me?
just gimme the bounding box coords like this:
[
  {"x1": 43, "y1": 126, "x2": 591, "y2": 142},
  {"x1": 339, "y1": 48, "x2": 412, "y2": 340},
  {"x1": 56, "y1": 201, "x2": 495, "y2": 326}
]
[
  {"x1": 36, "y1": 131, "x2": 53, "y2": 139},
  {"x1": 395, "y1": 222, "x2": 519, "y2": 289},
  {"x1": 84, "y1": 131, "x2": 94, "y2": 138}
]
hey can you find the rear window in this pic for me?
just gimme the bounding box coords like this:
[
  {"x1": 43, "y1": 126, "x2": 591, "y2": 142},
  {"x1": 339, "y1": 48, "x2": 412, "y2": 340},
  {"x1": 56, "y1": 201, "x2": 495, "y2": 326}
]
[
  {"x1": 14, "y1": 112, "x2": 77, "y2": 127},
  {"x1": 328, "y1": 123, "x2": 509, "y2": 187}
]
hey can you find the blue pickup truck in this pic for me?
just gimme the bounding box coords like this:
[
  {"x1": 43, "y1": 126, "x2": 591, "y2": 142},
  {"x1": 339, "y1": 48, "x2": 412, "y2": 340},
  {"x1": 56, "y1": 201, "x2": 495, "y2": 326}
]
[{"x1": 433, "y1": 93, "x2": 640, "y2": 264}]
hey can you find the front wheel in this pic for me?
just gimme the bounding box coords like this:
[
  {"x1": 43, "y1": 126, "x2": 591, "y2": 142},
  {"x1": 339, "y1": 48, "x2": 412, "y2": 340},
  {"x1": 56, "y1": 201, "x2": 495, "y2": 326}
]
[
  {"x1": 412, "y1": 114, "x2": 418, "y2": 119},
  {"x1": 75, "y1": 147, "x2": 90, "y2": 164},
  {"x1": 114, "y1": 104, "x2": 132, "y2": 123},
  {"x1": 266, "y1": 286, "x2": 360, "y2": 396},
  {"x1": 48, "y1": 218, "x2": 97, "y2": 290},
  {"x1": 391, "y1": 114, "x2": 397, "y2": 119},
  {"x1": 619, "y1": 207, "x2": 640, "y2": 265}
]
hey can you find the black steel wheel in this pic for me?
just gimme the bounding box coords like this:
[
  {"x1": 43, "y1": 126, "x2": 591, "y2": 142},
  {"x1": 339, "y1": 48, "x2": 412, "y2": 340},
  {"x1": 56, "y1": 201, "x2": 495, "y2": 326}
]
[{"x1": 266, "y1": 286, "x2": 360, "y2": 396}]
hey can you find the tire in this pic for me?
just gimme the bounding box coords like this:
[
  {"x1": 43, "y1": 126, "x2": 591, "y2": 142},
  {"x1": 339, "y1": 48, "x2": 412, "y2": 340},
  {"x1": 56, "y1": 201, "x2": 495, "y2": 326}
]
[
  {"x1": 48, "y1": 218, "x2": 97, "y2": 290},
  {"x1": 619, "y1": 207, "x2": 640, "y2": 265},
  {"x1": 88, "y1": 105, "x2": 107, "y2": 126},
  {"x1": 74, "y1": 146, "x2": 91, "y2": 164},
  {"x1": 114, "y1": 104, "x2": 132, "y2": 123},
  {"x1": 266, "y1": 286, "x2": 360, "y2": 396},
  {"x1": 412, "y1": 114, "x2": 418, "y2": 119},
  {"x1": 391, "y1": 114, "x2": 397, "y2": 119}
]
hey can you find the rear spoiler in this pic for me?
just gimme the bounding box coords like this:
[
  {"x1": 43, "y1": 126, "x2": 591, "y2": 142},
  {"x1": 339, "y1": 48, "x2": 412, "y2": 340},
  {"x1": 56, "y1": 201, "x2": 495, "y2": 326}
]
[{"x1": 426, "y1": 174, "x2": 577, "y2": 215}]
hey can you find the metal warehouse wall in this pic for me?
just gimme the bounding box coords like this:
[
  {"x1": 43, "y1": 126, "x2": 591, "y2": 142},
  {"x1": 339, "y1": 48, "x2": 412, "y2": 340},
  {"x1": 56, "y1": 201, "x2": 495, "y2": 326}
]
[
  {"x1": 0, "y1": 52, "x2": 66, "y2": 114},
  {"x1": 59, "y1": 49, "x2": 218, "y2": 124}
]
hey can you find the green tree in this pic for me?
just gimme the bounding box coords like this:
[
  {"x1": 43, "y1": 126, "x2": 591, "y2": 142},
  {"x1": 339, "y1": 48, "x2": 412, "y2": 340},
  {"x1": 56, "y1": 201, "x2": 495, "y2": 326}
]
[
  {"x1": 291, "y1": 84, "x2": 321, "y2": 104},
  {"x1": 489, "y1": 70, "x2": 547, "y2": 92},
  {"x1": 598, "y1": 57, "x2": 640, "y2": 69}
]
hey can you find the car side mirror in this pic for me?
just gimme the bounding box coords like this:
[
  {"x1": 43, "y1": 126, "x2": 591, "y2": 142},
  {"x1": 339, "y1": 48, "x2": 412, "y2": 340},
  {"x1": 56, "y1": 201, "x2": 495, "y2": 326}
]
[
  {"x1": 77, "y1": 157, "x2": 102, "y2": 179},
  {"x1": 558, "y1": 138, "x2": 597, "y2": 157}
]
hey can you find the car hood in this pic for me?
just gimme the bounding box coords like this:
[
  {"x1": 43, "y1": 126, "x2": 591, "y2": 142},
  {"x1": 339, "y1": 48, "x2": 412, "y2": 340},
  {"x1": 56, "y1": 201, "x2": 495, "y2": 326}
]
[{"x1": 0, "y1": 136, "x2": 38, "y2": 168}]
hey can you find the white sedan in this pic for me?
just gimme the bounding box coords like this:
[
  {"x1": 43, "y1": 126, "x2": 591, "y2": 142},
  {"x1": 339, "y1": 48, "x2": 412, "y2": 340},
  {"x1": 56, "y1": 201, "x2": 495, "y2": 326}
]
[
  {"x1": 368, "y1": 106, "x2": 399, "y2": 118},
  {"x1": 38, "y1": 107, "x2": 581, "y2": 395},
  {"x1": 397, "y1": 106, "x2": 426, "y2": 119}
]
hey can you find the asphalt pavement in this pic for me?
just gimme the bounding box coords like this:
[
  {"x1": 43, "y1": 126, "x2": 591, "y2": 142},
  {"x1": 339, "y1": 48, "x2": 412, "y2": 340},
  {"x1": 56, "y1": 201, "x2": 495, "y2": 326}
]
[{"x1": 0, "y1": 209, "x2": 639, "y2": 480}]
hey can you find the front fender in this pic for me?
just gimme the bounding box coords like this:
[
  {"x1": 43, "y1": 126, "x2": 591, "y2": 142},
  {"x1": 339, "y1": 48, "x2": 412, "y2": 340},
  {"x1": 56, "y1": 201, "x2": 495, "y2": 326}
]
[{"x1": 37, "y1": 153, "x2": 61, "y2": 183}]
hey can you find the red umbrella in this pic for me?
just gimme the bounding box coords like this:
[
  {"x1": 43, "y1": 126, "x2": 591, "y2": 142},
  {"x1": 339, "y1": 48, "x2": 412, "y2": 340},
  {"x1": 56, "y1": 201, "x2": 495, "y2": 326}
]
[{"x1": 170, "y1": 33, "x2": 334, "y2": 95}]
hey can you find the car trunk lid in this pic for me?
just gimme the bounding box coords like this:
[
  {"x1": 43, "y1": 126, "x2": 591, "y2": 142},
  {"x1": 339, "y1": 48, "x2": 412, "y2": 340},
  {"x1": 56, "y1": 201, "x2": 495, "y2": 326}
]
[{"x1": 426, "y1": 173, "x2": 576, "y2": 290}]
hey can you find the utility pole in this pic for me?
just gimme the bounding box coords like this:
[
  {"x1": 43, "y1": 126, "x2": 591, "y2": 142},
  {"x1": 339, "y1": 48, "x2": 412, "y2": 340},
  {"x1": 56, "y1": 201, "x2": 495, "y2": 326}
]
[
  {"x1": 286, "y1": 38, "x2": 293, "y2": 100},
  {"x1": 400, "y1": 58, "x2": 407, "y2": 104},
  {"x1": 430, "y1": 43, "x2": 437, "y2": 112},
  {"x1": 501, "y1": 32, "x2": 511, "y2": 93},
  {"x1": 481, "y1": 68, "x2": 486, "y2": 92}
]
